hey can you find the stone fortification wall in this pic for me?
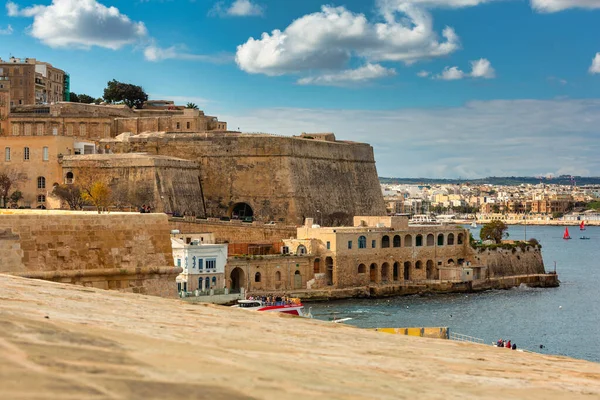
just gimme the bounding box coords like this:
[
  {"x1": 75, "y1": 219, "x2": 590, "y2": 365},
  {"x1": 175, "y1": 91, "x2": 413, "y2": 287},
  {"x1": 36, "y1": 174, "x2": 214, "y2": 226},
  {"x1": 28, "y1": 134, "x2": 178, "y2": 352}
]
[
  {"x1": 472, "y1": 245, "x2": 545, "y2": 277},
  {"x1": 0, "y1": 210, "x2": 180, "y2": 297},
  {"x1": 168, "y1": 218, "x2": 297, "y2": 243},
  {"x1": 103, "y1": 132, "x2": 386, "y2": 225},
  {"x1": 62, "y1": 154, "x2": 203, "y2": 215}
]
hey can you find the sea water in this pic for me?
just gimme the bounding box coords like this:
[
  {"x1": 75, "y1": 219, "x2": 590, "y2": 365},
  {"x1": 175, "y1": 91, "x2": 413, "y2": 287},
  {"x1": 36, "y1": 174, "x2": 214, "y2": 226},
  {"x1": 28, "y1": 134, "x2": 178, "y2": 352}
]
[{"x1": 309, "y1": 225, "x2": 600, "y2": 362}]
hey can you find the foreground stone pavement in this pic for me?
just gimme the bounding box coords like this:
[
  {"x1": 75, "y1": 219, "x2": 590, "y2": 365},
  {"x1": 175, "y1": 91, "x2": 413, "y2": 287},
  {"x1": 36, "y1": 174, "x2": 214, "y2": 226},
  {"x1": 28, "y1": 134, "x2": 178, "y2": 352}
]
[{"x1": 0, "y1": 274, "x2": 598, "y2": 400}]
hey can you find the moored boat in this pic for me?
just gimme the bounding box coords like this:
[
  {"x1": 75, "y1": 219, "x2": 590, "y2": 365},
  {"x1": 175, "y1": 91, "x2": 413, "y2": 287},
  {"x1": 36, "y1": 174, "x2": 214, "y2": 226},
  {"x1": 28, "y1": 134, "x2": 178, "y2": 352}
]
[
  {"x1": 232, "y1": 298, "x2": 311, "y2": 318},
  {"x1": 580, "y1": 236, "x2": 590, "y2": 240}
]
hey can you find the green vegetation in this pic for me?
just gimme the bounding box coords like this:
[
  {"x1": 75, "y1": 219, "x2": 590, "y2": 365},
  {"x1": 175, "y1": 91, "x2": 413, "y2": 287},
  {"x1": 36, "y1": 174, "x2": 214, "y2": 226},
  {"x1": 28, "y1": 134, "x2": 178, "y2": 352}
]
[
  {"x1": 587, "y1": 201, "x2": 600, "y2": 210},
  {"x1": 103, "y1": 79, "x2": 148, "y2": 109},
  {"x1": 186, "y1": 103, "x2": 199, "y2": 110},
  {"x1": 480, "y1": 220, "x2": 509, "y2": 244}
]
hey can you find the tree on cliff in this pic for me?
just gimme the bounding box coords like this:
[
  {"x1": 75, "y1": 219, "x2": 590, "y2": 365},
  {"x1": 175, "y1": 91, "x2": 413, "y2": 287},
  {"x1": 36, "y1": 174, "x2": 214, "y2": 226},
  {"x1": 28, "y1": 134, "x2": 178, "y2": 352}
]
[
  {"x1": 103, "y1": 80, "x2": 148, "y2": 109},
  {"x1": 480, "y1": 220, "x2": 509, "y2": 244},
  {"x1": 186, "y1": 103, "x2": 199, "y2": 110}
]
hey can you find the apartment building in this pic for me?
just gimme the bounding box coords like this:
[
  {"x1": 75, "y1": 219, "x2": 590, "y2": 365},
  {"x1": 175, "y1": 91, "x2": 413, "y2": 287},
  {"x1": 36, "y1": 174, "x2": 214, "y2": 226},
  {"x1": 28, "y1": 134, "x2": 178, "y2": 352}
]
[{"x1": 0, "y1": 57, "x2": 67, "y2": 106}]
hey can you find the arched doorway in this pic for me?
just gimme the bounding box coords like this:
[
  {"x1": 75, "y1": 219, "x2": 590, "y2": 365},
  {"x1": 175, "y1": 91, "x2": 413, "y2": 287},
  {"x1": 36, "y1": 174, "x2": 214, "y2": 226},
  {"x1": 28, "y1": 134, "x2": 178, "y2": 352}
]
[
  {"x1": 426, "y1": 260, "x2": 437, "y2": 280},
  {"x1": 403, "y1": 261, "x2": 411, "y2": 281},
  {"x1": 229, "y1": 202, "x2": 253, "y2": 220},
  {"x1": 326, "y1": 257, "x2": 334, "y2": 285},
  {"x1": 381, "y1": 262, "x2": 390, "y2": 283},
  {"x1": 294, "y1": 270, "x2": 302, "y2": 289},
  {"x1": 230, "y1": 267, "x2": 246, "y2": 290},
  {"x1": 313, "y1": 258, "x2": 321, "y2": 274},
  {"x1": 369, "y1": 263, "x2": 377, "y2": 283},
  {"x1": 393, "y1": 262, "x2": 399, "y2": 281}
]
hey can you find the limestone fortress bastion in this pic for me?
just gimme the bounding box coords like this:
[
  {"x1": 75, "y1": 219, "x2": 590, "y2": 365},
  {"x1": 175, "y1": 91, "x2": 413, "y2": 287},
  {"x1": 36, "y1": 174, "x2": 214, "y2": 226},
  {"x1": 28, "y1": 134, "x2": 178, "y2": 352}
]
[{"x1": 1, "y1": 93, "x2": 385, "y2": 224}]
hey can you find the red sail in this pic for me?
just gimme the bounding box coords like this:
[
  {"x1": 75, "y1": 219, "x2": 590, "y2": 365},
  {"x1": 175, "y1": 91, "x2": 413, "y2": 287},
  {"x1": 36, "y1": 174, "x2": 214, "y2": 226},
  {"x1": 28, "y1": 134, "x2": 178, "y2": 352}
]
[
  {"x1": 563, "y1": 227, "x2": 571, "y2": 239},
  {"x1": 580, "y1": 220, "x2": 585, "y2": 230}
]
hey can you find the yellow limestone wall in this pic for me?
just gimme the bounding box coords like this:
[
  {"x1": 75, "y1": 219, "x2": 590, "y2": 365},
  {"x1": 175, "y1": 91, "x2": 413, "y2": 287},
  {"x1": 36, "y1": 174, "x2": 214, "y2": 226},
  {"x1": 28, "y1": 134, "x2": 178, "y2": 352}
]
[
  {"x1": 375, "y1": 327, "x2": 450, "y2": 339},
  {"x1": 0, "y1": 210, "x2": 181, "y2": 297}
]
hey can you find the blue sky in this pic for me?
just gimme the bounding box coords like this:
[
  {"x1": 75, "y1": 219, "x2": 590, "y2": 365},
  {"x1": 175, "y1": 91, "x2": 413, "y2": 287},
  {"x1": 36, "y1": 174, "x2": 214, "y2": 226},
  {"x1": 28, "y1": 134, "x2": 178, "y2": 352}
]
[{"x1": 1, "y1": 0, "x2": 600, "y2": 178}]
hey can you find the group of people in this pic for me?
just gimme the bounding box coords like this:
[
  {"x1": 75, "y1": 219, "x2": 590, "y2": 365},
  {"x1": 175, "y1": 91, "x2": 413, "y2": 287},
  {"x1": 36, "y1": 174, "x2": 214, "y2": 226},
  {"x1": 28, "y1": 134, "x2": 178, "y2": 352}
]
[
  {"x1": 247, "y1": 294, "x2": 298, "y2": 306},
  {"x1": 497, "y1": 338, "x2": 517, "y2": 350},
  {"x1": 139, "y1": 204, "x2": 152, "y2": 213}
]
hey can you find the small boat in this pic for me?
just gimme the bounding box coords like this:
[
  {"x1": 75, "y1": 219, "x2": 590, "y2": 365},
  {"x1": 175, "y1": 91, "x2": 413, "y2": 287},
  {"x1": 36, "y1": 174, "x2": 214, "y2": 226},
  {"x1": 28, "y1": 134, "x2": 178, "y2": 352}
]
[
  {"x1": 232, "y1": 298, "x2": 311, "y2": 318},
  {"x1": 471, "y1": 221, "x2": 477, "y2": 228},
  {"x1": 580, "y1": 220, "x2": 586, "y2": 231},
  {"x1": 580, "y1": 236, "x2": 590, "y2": 240},
  {"x1": 563, "y1": 227, "x2": 571, "y2": 240}
]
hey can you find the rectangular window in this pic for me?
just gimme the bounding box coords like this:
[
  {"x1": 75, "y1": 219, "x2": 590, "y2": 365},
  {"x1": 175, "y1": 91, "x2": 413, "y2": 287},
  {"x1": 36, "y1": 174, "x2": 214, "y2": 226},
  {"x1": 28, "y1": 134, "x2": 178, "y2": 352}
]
[
  {"x1": 372, "y1": 240, "x2": 376, "y2": 248},
  {"x1": 347, "y1": 240, "x2": 352, "y2": 249},
  {"x1": 176, "y1": 122, "x2": 180, "y2": 129},
  {"x1": 186, "y1": 122, "x2": 191, "y2": 129},
  {"x1": 52, "y1": 127, "x2": 58, "y2": 136},
  {"x1": 79, "y1": 124, "x2": 86, "y2": 136},
  {"x1": 24, "y1": 124, "x2": 31, "y2": 136},
  {"x1": 37, "y1": 124, "x2": 44, "y2": 136},
  {"x1": 326, "y1": 241, "x2": 330, "y2": 250},
  {"x1": 23, "y1": 147, "x2": 29, "y2": 160},
  {"x1": 198, "y1": 259, "x2": 203, "y2": 270},
  {"x1": 206, "y1": 259, "x2": 216, "y2": 269},
  {"x1": 42, "y1": 146, "x2": 49, "y2": 161},
  {"x1": 176, "y1": 259, "x2": 181, "y2": 267},
  {"x1": 12, "y1": 124, "x2": 18, "y2": 136},
  {"x1": 66, "y1": 125, "x2": 73, "y2": 136},
  {"x1": 4, "y1": 147, "x2": 10, "y2": 161}
]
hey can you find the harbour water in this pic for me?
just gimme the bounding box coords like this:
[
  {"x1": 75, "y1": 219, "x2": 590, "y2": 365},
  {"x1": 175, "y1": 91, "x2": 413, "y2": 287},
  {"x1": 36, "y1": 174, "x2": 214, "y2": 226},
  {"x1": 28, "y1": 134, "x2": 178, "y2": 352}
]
[{"x1": 310, "y1": 225, "x2": 600, "y2": 363}]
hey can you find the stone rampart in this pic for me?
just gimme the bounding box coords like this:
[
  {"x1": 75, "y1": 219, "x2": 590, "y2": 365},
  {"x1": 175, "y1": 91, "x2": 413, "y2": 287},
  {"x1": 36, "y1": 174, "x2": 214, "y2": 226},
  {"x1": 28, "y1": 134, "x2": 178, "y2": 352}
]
[
  {"x1": 168, "y1": 217, "x2": 297, "y2": 243},
  {"x1": 472, "y1": 245, "x2": 545, "y2": 277},
  {"x1": 103, "y1": 132, "x2": 386, "y2": 224},
  {"x1": 0, "y1": 210, "x2": 180, "y2": 297}
]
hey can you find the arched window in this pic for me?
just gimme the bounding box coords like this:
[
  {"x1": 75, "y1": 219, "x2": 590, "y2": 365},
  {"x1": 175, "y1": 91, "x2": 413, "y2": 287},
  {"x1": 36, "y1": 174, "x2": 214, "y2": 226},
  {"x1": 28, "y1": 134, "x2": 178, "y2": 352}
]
[
  {"x1": 212, "y1": 276, "x2": 217, "y2": 286},
  {"x1": 37, "y1": 176, "x2": 46, "y2": 189},
  {"x1": 426, "y1": 234, "x2": 434, "y2": 246},
  {"x1": 381, "y1": 235, "x2": 390, "y2": 248},
  {"x1": 437, "y1": 234, "x2": 444, "y2": 246},
  {"x1": 276, "y1": 271, "x2": 281, "y2": 281},
  {"x1": 404, "y1": 235, "x2": 412, "y2": 247},
  {"x1": 415, "y1": 260, "x2": 422, "y2": 269},
  {"x1": 457, "y1": 233, "x2": 464, "y2": 245},
  {"x1": 358, "y1": 264, "x2": 366, "y2": 274},
  {"x1": 205, "y1": 277, "x2": 210, "y2": 289},
  {"x1": 65, "y1": 172, "x2": 74, "y2": 184},
  {"x1": 393, "y1": 235, "x2": 401, "y2": 248},
  {"x1": 358, "y1": 236, "x2": 367, "y2": 249},
  {"x1": 297, "y1": 245, "x2": 307, "y2": 255},
  {"x1": 37, "y1": 195, "x2": 46, "y2": 203},
  {"x1": 448, "y1": 233, "x2": 455, "y2": 245},
  {"x1": 255, "y1": 272, "x2": 261, "y2": 282},
  {"x1": 416, "y1": 235, "x2": 423, "y2": 247}
]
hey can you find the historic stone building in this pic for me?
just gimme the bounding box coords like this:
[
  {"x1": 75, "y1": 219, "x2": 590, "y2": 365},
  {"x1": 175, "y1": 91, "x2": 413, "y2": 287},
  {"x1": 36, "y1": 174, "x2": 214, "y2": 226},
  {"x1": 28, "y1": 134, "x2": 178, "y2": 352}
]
[
  {"x1": 286, "y1": 216, "x2": 475, "y2": 289},
  {"x1": 61, "y1": 154, "x2": 203, "y2": 214},
  {"x1": 102, "y1": 132, "x2": 386, "y2": 224}
]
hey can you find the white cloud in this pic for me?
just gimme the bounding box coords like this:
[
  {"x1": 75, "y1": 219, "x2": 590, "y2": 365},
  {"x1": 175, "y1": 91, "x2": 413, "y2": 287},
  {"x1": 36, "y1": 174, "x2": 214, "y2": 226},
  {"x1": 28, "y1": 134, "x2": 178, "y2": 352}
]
[
  {"x1": 589, "y1": 53, "x2": 600, "y2": 74},
  {"x1": 417, "y1": 70, "x2": 431, "y2": 77},
  {"x1": 6, "y1": 0, "x2": 147, "y2": 50},
  {"x1": 530, "y1": 0, "x2": 600, "y2": 12},
  {"x1": 235, "y1": 4, "x2": 459, "y2": 82},
  {"x1": 0, "y1": 25, "x2": 12, "y2": 35},
  {"x1": 210, "y1": 0, "x2": 264, "y2": 17},
  {"x1": 297, "y1": 64, "x2": 396, "y2": 86},
  {"x1": 220, "y1": 99, "x2": 600, "y2": 178},
  {"x1": 435, "y1": 58, "x2": 495, "y2": 80},
  {"x1": 144, "y1": 43, "x2": 233, "y2": 64},
  {"x1": 378, "y1": 0, "x2": 493, "y2": 8},
  {"x1": 437, "y1": 66, "x2": 465, "y2": 80},
  {"x1": 469, "y1": 58, "x2": 495, "y2": 78}
]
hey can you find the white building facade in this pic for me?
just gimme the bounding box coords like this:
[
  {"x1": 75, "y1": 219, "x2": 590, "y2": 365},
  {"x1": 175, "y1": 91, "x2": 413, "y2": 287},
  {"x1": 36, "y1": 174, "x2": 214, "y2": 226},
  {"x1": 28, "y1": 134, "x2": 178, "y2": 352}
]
[{"x1": 171, "y1": 237, "x2": 227, "y2": 293}]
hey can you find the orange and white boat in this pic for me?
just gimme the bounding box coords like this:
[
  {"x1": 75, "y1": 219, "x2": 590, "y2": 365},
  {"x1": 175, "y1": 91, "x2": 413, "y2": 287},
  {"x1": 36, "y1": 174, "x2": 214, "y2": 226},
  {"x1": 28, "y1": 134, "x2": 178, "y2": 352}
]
[{"x1": 232, "y1": 298, "x2": 312, "y2": 318}]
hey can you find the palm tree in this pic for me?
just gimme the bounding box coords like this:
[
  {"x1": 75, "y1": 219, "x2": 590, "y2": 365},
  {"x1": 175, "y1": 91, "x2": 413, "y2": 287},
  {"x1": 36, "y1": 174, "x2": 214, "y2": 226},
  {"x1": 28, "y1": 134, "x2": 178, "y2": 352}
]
[{"x1": 186, "y1": 102, "x2": 199, "y2": 110}]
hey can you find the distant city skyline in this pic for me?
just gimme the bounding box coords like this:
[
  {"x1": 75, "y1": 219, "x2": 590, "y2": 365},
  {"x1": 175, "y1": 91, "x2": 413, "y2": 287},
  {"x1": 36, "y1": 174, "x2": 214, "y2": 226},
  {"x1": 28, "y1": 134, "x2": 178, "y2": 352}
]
[{"x1": 1, "y1": 0, "x2": 600, "y2": 178}]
